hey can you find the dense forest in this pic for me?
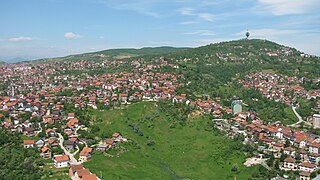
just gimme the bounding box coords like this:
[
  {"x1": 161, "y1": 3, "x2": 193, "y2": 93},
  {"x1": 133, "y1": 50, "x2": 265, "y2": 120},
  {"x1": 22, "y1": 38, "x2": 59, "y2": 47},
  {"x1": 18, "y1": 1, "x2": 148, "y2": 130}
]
[{"x1": 0, "y1": 129, "x2": 46, "y2": 179}]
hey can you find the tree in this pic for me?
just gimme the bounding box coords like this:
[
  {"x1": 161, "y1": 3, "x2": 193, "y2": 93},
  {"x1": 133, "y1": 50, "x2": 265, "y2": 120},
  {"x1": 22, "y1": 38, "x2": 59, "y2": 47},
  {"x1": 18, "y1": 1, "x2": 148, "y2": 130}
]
[
  {"x1": 274, "y1": 160, "x2": 280, "y2": 170},
  {"x1": 267, "y1": 153, "x2": 275, "y2": 167},
  {"x1": 285, "y1": 139, "x2": 290, "y2": 148},
  {"x1": 231, "y1": 164, "x2": 239, "y2": 172}
]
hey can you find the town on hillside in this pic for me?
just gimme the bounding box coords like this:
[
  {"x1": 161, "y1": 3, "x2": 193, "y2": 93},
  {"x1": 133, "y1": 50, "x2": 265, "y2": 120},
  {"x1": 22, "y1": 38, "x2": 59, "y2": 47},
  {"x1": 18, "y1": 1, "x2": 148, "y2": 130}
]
[{"x1": 0, "y1": 54, "x2": 320, "y2": 179}]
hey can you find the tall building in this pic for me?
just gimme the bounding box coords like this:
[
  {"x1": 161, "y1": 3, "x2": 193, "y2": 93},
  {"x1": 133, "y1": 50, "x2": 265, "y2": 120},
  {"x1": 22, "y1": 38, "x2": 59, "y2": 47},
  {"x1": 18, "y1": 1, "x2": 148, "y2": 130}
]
[
  {"x1": 232, "y1": 100, "x2": 242, "y2": 115},
  {"x1": 313, "y1": 114, "x2": 320, "y2": 129}
]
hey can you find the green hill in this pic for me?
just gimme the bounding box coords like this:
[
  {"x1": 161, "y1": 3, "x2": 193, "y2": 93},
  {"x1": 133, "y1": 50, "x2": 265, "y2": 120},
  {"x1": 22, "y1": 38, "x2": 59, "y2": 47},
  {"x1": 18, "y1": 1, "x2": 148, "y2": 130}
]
[
  {"x1": 27, "y1": 46, "x2": 190, "y2": 64},
  {"x1": 164, "y1": 39, "x2": 318, "y2": 64},
  {"x1": 84, "y1": 102, "x2": 264, "y2": 179}
]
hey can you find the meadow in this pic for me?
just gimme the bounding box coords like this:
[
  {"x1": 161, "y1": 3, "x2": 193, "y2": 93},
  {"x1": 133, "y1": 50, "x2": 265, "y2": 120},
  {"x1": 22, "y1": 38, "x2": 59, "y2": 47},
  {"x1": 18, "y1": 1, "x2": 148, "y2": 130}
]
[{"x1": 84, "y1": 102, "x2": 260, "y2": 179}]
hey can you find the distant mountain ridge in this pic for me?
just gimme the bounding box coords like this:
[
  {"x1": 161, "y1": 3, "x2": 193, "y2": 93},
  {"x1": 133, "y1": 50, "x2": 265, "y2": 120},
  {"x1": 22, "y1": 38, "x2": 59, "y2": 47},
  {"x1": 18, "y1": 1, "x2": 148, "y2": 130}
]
[
  {"x1": 0, "y1": 60, "x2": 7, "y2": 65},
  {"x1": 19, "y1": 39, "x2": 319, "y2": 64},
  {"x1": 26, "y1": 46, "x2": 191, "y2": 64}
]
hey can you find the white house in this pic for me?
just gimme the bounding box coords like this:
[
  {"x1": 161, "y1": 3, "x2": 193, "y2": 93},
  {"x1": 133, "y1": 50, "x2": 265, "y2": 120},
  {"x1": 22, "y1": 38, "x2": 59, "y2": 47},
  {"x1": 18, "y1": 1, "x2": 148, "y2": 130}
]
[
  {"x1": 283, "y1": 157, "x2": 297, "y2": 170},
  {"x1": 23, "y1": 140, "x2": 34, "y2": 148},
  {"x1": 299, "y1": 162, "x2": 317, "y2": 172},
  {"x1": 54, "y1": 155, "x2": 69, "y2": 168},
  {"x1": 309, "y1": 142, "x2": 320, "y2": 154}
]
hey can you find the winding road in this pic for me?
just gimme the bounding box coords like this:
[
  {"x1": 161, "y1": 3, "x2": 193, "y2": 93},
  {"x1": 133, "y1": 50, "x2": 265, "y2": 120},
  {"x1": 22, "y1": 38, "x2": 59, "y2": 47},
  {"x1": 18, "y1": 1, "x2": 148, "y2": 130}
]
[
  {"x1": 288, "y1": 105, "x2": 311, "y2": 127},
  {"x1": 57, "y1": 133, "x2": 80, "y2": 165},
  {"x1": 289, "y1": 106, "x2": 304, "y2": 127}
]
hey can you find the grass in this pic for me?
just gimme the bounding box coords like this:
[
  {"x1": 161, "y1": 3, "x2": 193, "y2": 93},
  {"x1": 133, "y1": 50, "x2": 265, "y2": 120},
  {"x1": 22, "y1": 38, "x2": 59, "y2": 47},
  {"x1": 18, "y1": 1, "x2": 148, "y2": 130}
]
[
  {"x1": 282, "y1": 107, "x2": 298, "y2": 125},
  {"x1": 84, "y1": 102, "x2": 258, "y2": 179},
  {"x1": 42, "y1": 164, "x2": 69, "y2": 180}
]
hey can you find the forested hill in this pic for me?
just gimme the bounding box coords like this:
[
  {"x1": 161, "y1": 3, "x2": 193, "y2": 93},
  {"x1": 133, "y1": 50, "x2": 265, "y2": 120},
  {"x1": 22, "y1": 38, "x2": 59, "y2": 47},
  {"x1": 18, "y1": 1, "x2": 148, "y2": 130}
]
[
  {"x1": 163, "y1": 39, "x2": 319, "y2": 64},
  {"x1": 25, "y1": 46, "x2": 190, "y2": 64}
]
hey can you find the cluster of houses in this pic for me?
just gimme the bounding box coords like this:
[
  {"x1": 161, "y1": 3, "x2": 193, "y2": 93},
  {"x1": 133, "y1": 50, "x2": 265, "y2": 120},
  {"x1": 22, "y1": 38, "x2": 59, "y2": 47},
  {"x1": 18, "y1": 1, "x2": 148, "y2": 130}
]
[
  {"x1": 239, "y1": 72, "x2": 320, "y2": 105},
  {"x1": 215, "y1": 109, "x2": 320, "y2": 179},
  {"x1": 69, "y1": 164, "x2": 98, "y2": 180},
  {"x1": 214, "y1": 45, "x2": 295, "y2": 62}
]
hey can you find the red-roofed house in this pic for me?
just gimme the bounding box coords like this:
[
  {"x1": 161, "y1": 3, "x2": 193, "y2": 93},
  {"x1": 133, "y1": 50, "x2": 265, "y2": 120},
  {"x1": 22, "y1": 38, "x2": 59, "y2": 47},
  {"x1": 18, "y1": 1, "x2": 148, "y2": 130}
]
[
  {"x1": 79, "y1": 147, "x2": 93, "y2": 162},
  {"x1": 54, "y1": 155, "x2": 69, "y2": 168},
  {"x1": 283, "y1": 157, "x2": 297, "y2": 170},
  {"x1": 82, "y1": 174, "x2": 98, "y2": 180},
  {"x1": 23, "y1": 140, "x2": 35, "y2": 148},
  {"x1": 299, "y1": 162, "x2": 317, "y2": 172},
  {"x1": 69, "y1": 164, "x2": 84, "y2": 177},
  {"x1": 309, "y1": 142, "x2": 320, "y2": 154},
  {"x1": 40, "y1": 146, "x2": 52, "y2": 159},
  {"x1": 75, "y1": 169, "x2": 91, "y2": 179}
]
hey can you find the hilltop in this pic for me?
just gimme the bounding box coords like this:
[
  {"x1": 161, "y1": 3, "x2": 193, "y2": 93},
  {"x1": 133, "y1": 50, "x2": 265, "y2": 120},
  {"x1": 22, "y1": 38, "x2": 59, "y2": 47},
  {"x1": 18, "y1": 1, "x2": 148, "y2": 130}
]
[{"x1": 163, "y1": 39, "x2": 318, "y2": 64}]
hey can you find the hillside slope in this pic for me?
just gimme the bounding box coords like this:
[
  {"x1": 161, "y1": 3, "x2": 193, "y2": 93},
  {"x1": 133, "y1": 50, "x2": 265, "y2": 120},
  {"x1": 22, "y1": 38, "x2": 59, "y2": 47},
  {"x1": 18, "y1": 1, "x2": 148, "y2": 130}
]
[
  {"x1": 165, "y1": 39, "x2": 318, "y2": 64},
  {"x1": 84, "y1": 102, "x2": 262, "y2": 179},
  {"x1": 27, "y1": 46, "x2": 190, "y2": 64}
]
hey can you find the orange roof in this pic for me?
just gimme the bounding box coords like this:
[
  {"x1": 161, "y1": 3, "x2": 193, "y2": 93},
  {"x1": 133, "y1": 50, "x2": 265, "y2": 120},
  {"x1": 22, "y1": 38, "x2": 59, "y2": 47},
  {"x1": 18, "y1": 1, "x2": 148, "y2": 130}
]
[
  {"x1": 76, "y1": 169, "x2": 90, "y2": 177},
  {"x1": 23, "y1": 140, "x2": 35, "y2": 145},
  {"x1": 80, "y1": 147, "x2": 93, "y2": 156},
  {"x1": 112, "y1": 132, "x2": 120, "y2": 137},
  {"x1": 311, "y1": 142, "x2": 320, "y2": 148},
  {"x1": 70, "y1": 164, "x2": 84, "y2": 174},
  {"x1": 41, "y1": 146, "x2": 51, "y2": 153},
  {"x1": 284, "y1": 157, "x2": 296, "y2": 163},
  {"x1": 69, "y1": 137, "x2": 77, "y2": 142},
  {"x1": 54, "y1": 155, "x2": 69, "y2": 162},
  {"x1": 300, "y1": 162, "x2": 316, "y2": 168},
  {"x1": 82, "y1": 174, "x2": 98, "y2": 180}
]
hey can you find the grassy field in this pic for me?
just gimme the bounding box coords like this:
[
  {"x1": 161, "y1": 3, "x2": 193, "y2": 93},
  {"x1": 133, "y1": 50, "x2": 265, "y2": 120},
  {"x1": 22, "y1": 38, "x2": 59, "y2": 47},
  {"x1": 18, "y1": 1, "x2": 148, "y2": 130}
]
[
  {"x1": 84, "y1": 102, "x2": 258, "y2": 179},
  {"x1": 283, "y1": 107, "x2": 298, "y2": 125},
  {"x1": 42, "y1": 164, "x2": 69, "y2": 179}
]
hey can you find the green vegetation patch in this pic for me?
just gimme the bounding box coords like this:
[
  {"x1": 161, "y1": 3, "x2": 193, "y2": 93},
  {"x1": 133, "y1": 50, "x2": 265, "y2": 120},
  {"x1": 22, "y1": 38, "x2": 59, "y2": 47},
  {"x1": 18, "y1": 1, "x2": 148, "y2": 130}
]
[{"x1": 84, "y1": 102, "x2": 257, "y2": 179}]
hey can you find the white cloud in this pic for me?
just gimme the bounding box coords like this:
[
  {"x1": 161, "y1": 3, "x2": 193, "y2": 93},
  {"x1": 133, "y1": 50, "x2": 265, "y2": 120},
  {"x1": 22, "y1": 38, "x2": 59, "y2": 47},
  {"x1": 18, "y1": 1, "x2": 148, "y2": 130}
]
[
  {"x1": 184, "y1": 30, "x2": 215, "y2": 36},
  {"x1": 180, "y1": 21, "x2": 199, "y2": 25},
  {"x1": 179, "y1": 7, "x2": 215, "y2": 22},
  {"x1": 64, "y1": 32, "x2": 82, "y2": 40},
  {"x1": 257, "y1": 0, "x2": 319, "y2": 15},
  {"x1": 8, "y1": 37, "x2": 33, "y2": 42},
  {"x1": 197, "y1": 13, "x2": 215, "y2": 22}
]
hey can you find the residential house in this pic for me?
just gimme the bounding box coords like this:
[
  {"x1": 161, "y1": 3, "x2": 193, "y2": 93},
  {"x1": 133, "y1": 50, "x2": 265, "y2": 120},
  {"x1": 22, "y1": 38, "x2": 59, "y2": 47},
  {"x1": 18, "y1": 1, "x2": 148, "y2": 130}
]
[
  {"x1": 299, "y1": 171, "x2": 311, "y2": 180},
  {"x1": 309, "y1": 153, "x2": 320, "y2": 164},
  {"x1": 54, "y1": 155, "x2": 69, "y2": 168},
  {"x1": 105, "y1": 139, "x2": 116, "y2": 148},
  {"x1": 79, "y1": 147, "x2": 93, "y2": 162},
  {"x1": 82, "y1": 174, "x2": 98, "y2": 180},
  {"x1": 75, "y1": 169, "x2": 91, "y2": 179},
  {"x1": 40, "y1": 146, "x2": 52, "y2": 159},
  {"x1": 309, "y1": 142, "x2": 320, "y2": 154},
  {"x1": 283, "y1": 157, "x2": 297, "y2": 170},
  {"x1": 23, "y1": 127, "x2": 35, "y2": 136},
  {"x1": 299, "y1": 162, "x2": 317, "y2": 172},
  {"x1": 64, "y1": 140, "x2": 76, "y2": 151},
  {"x1": 68, "y1": 113, "x2": 75, "y2": 119},
  {"x1": 284, "y1": 147, "x2": 295, "y2": 157},
  {"x1": 69, "y1": 164, "x2": 84, "y2": 177},
  {"x1": 48, "y1": 137, "x2": 59, "y2": 147},
  {"x1": 23, "y1": 140, "x2": 35, "y2": 148}
]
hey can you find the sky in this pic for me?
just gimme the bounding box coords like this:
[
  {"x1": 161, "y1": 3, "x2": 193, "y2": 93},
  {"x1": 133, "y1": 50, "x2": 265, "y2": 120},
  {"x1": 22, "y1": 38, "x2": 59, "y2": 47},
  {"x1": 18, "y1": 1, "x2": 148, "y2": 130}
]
[{"x1": 0, "y1": 0, "x2": 319, "y2": 62}]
